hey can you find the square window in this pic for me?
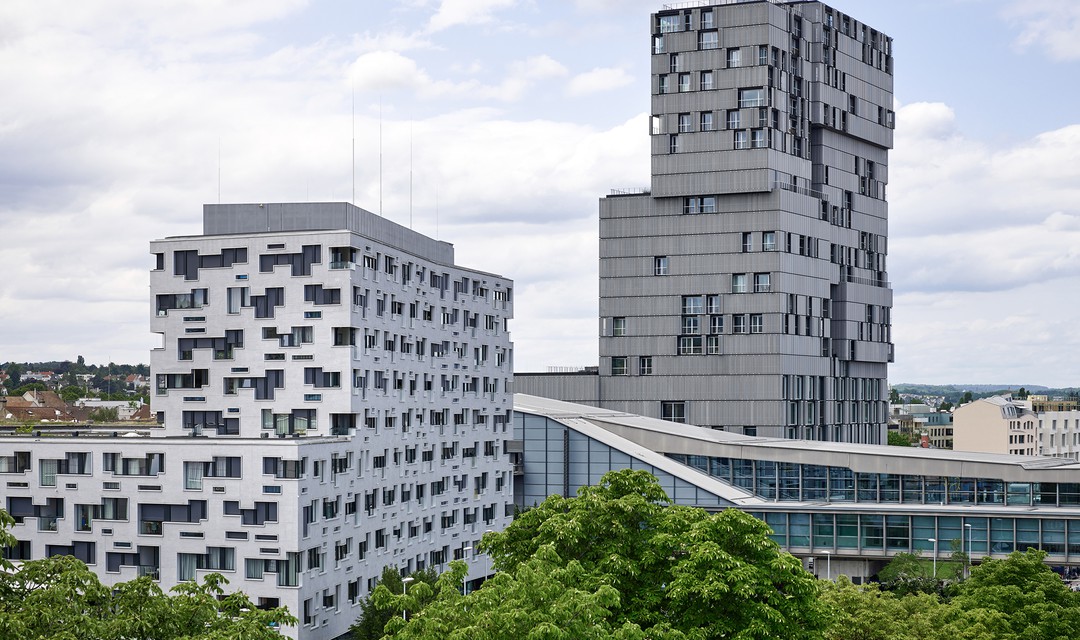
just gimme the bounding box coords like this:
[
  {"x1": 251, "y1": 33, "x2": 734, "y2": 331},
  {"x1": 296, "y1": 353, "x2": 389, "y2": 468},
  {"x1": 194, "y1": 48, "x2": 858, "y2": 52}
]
[
  {"x1": 734, "y1": 130, "x2": 749, "y2": 149},
  {"x1": 682, "y1": 315, "x2": 700, "y2": 335},
  {"x1": 751, "y1": 129, "x2": 767, "y2": 148},
  {"x1": 701, "y1": 10, "x2": 714, "y2": 29},
  {"x1": 707, "y1": 335, "x2": 721, "y2": 354},
  {"x1": 754, "y1": 273, "x2": 771, "y2": 293},
  {"x1": 677, "y1": 336, "x2": 702, "y2": 355},
  {"x1": 738, "y1": 88, "x2": 765, "y2": 108},
  {"x1": 681, "y1": 295, "x2": 703, "y2": 314},
  {"x1": 678, "y1": 73, "x2": 691, "y2": 92},
  {"x1": 639, "y1": 356, "x2": 653, "y2": 375},
  {"x1": 732, "y1": 274, "x2": 748, "y2": 293},
  {"x1": 763, "y1": 231, "x2": 777, "y2": 251},
  {"x1": 612, "y1": 317, "x2": 627, "y2": 337},
  {"x1": 658, "y1": 76, "x2": 669, "y2": 94},
  {"x1": 661, "y1": 401, "x2": 687, "y2": 423},
  {"x1": 733, "y1": 315, "x2": 747, "y2": 334},
  {"x1": 727, "y1": 110, "x2": 740, "y2": 130},
  {"x1": 700, "y1": 71, "x2": 714, "y2": 90},
  {"x1": 701, "y1": 196, "x2": 716, "y2": 213},
  {"x1": 678, "y1": 113, "x2": 692, "y2": 133},
  {"x1": 611, "y1": 357, "x2": 628, "y2": 376},
  {"x1": 654, "y1": 256, "x2": 669, "y2": 276},
  {"x1": 699, "y1": 31, "x2": 718, "y2": 50},
  {"x1": 710, "y1": 315, "x2": 724, "y2": 334},
  {"x1": 700, "y1": 112, "x2": 714, "y2": 131},
  {"x1": 727, "y1": 48, "x2": 741, "y2": 68},
  {"x1": 750, "y1": 314, "x2": 764, "y2": 334}
]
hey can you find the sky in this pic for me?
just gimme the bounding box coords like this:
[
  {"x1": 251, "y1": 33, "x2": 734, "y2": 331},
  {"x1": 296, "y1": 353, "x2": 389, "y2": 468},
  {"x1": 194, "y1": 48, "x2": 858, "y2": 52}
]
[{"x1": 2, "y1": 0, "x2": 1080, "y2": 386}]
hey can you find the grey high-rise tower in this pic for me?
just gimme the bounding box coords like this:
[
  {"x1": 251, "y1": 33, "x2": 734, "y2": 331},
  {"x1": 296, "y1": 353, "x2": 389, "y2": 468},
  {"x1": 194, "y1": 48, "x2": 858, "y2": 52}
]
[{"x1": 593, "y1": 1, "x2": 894, "y2": 442}]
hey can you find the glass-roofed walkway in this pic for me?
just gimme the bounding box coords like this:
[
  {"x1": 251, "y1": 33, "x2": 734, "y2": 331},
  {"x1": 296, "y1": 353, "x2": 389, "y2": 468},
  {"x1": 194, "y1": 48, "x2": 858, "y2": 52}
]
[{"x1": 513, "y1": 395, "x2": 1080, "y2": 579}]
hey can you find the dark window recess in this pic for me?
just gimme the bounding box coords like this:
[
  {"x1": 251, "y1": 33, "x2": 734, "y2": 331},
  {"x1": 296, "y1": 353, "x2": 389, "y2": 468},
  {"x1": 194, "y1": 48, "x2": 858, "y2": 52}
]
[
  {"x1": 223, "y1": 369, "x2": 284, "y2": 401},
  {"x1": 223, "y1": 501, "x2": 279, "y2": 526},
  {"x1": 251, "y1": 288, "x2": 285, "y2": 319},
  {"x1": 156, "y1": 289, "x2": 209, "y2": 314},
  {"x1": 177, "y1": 330, "x2": 244, "y2": 360},
  {"x1": 303, "y1": 367, "x2": 341, "y2": 389},
  {"x1": 139, "y1": 500, "x2": 208, "y2": 525},
  {"x1": 303, "y1": 284, "x2": 341, "y2": 305},
  {"x1": 174, "y1": 248, "x2": 247, "y2": 280},
  {"x1": 47, "y1": 541, "x2": 96, "y2": 565},
  {"x1": 259, "y1": 245, "x2": 321, "y2": 276}
]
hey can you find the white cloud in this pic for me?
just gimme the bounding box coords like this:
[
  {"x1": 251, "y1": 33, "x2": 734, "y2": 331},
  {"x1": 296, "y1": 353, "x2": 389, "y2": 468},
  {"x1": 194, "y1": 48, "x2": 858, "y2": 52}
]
[
  {"x1": 426, "y1": 0, "x2": 517, "y2": 33},
  {"x1": 1004, "y1": 0, "x2": 1080, "y2": 61},
  {"x1": 566, "y1": 67, "x2": 634, "y2": 97}
]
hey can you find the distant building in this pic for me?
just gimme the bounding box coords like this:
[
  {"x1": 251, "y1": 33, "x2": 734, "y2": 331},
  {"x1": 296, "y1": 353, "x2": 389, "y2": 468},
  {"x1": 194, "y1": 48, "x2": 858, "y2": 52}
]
[
  {"x1": 518, "y1": 0, "x2": 895, "y2": 443},
  {"x1": 953, "y1": 396, "x2": 1036, "y2": 456}
]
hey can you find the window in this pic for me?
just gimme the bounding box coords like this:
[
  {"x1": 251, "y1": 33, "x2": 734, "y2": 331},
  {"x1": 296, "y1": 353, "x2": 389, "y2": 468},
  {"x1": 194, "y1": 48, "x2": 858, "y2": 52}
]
[
  {"x1": 669, "y1": 135, "x2": 679, "y2": 154},
  {"x1": 734, "y1": 130, "x2": 749, "y2": 149},
  {"x1": 849, "y1": 94, "x2": 858, "y2": 115},
  {"x1": 751, "y1": 129, "x2": 767, "y2": 148},
  {"x1": 611, "y1": 357, "x2": 628, "y2": 376},
  {"x1": 678, "y1": 73, "x2": 690, "y2": 92},
  {"x1": 707, "y1": 335, "x2": 721, "y2": 354},
  {"x1": 701, "y1": 10, "x2": 714, "y2": 29},
  {"x1": 683, "y1": 196, "x2": 716, "y2": 214},
  {"x1": 681, "y1": 295, "x2": 703, "y2": 314},
  {"x1": 700, "y1": 71, "x2": 714, "y2": 91},
  {"x1": 727, "y1": 48, "x2": 741, "y2": 68},
  {"x1": 654, "y1": 256, "x2": 669, "y2": 276},
  {"x1": 699, "y1": 31, "x2": 718, "y2": 50},
  {"x1": 612, "y1": 317, "x2": 626, "y2": 337},
  {"x1": 681, "y1": 315, "x2": 700, "y2": 335},
  {"x1": 750, "y1": 314, "x2": 764, "y2": 334},
  {"x1": 659, "y1": 14, "x2": 680, "y2": 33},
  {"x1": 700, "y1": 112, "x2": 714, "y2": 131},
  {"x1": 658, "y1": 76, "x2": 669, "y2": 94},
  {"x1": 639, "y1": 357, "x2": 653, "y2": 375},
  {"x1": 758, "y1": 45, "x2": 768, "y2": 66},
  {"x1": 763, "y1": 231, "x2": 777, "y2": 251},
  {"x1": 727, "y1": 110, "x2": 740, "y2": 130},
  {"x1": 706, "y1": 295, "x2": 721, "y2": 314},
  {"x1": 738, "y1": 88, "x2": 766, "y2": 108},
  {"x1": 754, "y1": 273, "x2": 771, "y2": 293},
  {"x1": 661, "y1": 401, "x2": 687, "y2": 423},
  {"x1": 732, "y1": 274, "x2": 748, "y2": 293},
  {"x1": 742, "y1": 232, "x2": 752, "y2": 253},
  {"x1": 669, "y1": 54, "x2": 680, "y2": 73},
  {"x1": 710, "y1": 315, "x2": 724, "y2": 334},
  {"x1": 678, "y1": 113, "x2": 692, "y2": 133},
  {"x1": 733, "y1": 315, "x2": 748, "y2": 334},
  {"x1": 678, "y1": 336, "x2": 702, "y2": 355},
  {"x1": 653, "y1": 36, "x2": 664, "y2": 55}
]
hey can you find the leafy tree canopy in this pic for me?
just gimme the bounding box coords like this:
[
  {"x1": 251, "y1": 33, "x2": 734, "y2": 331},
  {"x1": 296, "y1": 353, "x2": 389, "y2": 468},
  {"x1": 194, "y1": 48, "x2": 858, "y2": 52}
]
[
  {"x1": 380, "y1": 469, "x2": 830, "y2": 639},
  {"x1": 0, "y1": 510, "x2": 295, "y2": 639}
]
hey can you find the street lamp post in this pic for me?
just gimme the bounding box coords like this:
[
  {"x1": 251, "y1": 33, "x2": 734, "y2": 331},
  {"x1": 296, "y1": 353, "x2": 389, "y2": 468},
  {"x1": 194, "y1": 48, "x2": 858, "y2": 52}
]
[
  {"x1": 928, "y1": 538, "x2": 938, "y2": 579},
  {"x1": 402, "y1": 576, "x2": 414, "y2": 621},
  {"x1": 965, "y1": 523, "x2": 973, "y2": 578},
  {"x1": 463, "y1": 546, "x2": 473, "y2": 596},
  {"x1": 823, "y1": 550, "x2": 832, "y2": 581}
]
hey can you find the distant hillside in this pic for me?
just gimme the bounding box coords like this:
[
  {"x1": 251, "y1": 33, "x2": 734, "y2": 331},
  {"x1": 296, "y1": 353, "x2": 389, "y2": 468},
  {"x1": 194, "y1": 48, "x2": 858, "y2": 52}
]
[{"x1": 891, "y1": 383, "x2": 1080, "y2": 405}]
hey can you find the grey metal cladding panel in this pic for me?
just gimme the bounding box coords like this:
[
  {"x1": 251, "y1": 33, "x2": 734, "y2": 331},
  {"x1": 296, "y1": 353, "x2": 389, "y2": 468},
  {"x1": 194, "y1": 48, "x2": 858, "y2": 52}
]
[
  {"x1": 513, "y1": 375, "x2": 599, "y2": 404},
  {"x1": 599, "y1": 194, "x2": 655, "y2": 222},
  {"x1": 653, "y1": 167, "x2": 773, "y2": 198}
]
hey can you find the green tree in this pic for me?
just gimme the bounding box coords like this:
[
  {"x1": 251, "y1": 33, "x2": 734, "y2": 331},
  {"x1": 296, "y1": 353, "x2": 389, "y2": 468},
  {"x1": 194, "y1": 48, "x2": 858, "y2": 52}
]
[
  {"x1": 877, "y1": 552, "x2": 939, "y2": 595},
  {"x1": 889, "y1": 388, "x2": 900, "y2": 404},
  {"x1": 384, "y1": 469, "x2": 830, "y2": 639},
  {"x1": 88, "y1": 406, "x2": 120, "y2": 422},
  {"x1": 937, "y1": 549, "x2": 1080, "y2": 639},
  {"x1": 0, "y1": 508, "x2": 295, "y2": 639},
  {"x1": 887, "y1": 431, "x2": 913, "y2": 447},
  {"x1": 59, "y1": 386, "x2": 83, "y2": 404},
  {"x1": 4, "y1": 363, "x2": 22, "y2": 390},
  {"x1": 938, "y1": 401, "x2": 953, "y2": 412},
  {"x1": 351, "y1": 566, "x2": 438, "y2": 640},
  {"x1": 959, "y1": 391, "x2": 973, "y2": 405},
  {"x1": 819, "y1": 577, "x2": 949, "y2": 640}
]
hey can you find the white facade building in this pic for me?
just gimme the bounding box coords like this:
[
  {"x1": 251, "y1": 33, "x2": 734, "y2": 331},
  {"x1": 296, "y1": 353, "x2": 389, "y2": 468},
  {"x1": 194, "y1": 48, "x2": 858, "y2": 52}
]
[{"x1": 1, "y1": 202, "x2": 515, "y2": 640}]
